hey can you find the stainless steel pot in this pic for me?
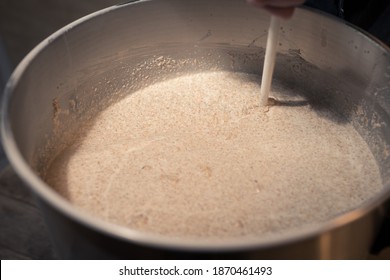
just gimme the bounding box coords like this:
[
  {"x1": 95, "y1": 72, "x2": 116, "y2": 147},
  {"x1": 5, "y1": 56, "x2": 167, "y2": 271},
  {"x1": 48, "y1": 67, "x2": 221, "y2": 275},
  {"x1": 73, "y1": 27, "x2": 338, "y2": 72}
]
[{"x1": 1, "y1": 0, "x2": 390, "y2": 259}]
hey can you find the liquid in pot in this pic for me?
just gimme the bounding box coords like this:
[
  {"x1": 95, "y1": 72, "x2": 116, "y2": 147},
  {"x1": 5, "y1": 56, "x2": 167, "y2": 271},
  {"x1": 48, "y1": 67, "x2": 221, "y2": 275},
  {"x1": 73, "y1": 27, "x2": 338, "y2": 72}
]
[{"x1": 44, "y1": 71, "x2": 382, "y2": 239}]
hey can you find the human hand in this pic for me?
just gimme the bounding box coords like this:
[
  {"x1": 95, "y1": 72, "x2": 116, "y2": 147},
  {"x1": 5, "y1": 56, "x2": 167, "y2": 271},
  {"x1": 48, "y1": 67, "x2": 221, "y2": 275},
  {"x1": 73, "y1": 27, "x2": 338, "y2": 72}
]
[{"x1": 247, "y1": 0, "x2": 305, "y2": 19}]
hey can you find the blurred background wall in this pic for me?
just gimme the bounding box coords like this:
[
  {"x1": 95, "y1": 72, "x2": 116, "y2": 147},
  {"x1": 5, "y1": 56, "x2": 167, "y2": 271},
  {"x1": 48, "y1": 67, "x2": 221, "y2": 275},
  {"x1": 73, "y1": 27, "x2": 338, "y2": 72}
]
[{"x1": 0, "y1": 0, "x2": 119, "y2": 67}]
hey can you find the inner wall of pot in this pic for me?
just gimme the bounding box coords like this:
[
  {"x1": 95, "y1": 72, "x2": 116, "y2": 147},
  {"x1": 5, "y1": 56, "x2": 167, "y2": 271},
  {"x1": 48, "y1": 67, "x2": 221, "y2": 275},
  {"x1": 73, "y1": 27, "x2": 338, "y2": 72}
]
[{"x1": 7, "y1": 2, "x2": 390, "y2": 190}]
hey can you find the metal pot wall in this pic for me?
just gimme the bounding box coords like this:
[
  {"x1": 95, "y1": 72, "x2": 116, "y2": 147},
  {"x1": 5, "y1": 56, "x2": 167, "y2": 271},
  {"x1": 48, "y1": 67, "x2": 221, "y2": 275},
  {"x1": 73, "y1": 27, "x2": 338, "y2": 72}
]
[{"x1": 1, "y1": 0, "x2": 390, "y2": 259}]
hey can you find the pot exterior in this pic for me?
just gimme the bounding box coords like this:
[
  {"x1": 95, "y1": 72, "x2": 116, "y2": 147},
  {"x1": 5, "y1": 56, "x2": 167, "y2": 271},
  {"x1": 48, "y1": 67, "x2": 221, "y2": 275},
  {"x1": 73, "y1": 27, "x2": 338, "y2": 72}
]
[{"x1": 38, "y1": 197, "x2": 385, "y2": 259}]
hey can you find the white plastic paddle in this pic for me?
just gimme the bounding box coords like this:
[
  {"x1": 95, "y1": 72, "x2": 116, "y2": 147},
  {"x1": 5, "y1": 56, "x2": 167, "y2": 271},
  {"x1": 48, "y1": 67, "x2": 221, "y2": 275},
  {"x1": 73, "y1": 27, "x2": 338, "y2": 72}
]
[{"x1": 259, "y1": 16, "x2": 281, "y2": 106}]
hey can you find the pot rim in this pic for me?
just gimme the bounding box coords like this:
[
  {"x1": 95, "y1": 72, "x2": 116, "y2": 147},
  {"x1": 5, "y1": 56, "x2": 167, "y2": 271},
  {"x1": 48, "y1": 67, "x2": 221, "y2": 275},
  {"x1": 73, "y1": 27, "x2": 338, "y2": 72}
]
[{"x1": 1, "y1": 1, "x2": 390, "y2": 252}]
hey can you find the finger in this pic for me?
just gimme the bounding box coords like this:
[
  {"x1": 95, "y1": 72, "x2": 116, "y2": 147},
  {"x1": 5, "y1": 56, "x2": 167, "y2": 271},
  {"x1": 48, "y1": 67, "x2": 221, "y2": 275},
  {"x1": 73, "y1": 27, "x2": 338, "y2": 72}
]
[
  {"x1": 263, "y1": 6, "x2": 296, "y2": 19},
  {"x1": 247, "y1": 0, "x2": 305, "y2": 8}
]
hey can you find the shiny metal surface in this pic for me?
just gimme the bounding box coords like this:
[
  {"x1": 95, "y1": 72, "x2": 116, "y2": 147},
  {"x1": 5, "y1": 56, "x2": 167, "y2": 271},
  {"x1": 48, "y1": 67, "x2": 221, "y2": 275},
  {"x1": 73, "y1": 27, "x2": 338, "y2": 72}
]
[{"x1": 1, "y1": 0, "x2": 390, "y2": 259}]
